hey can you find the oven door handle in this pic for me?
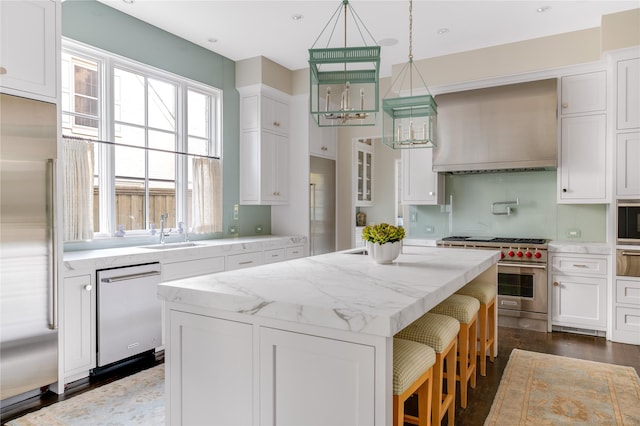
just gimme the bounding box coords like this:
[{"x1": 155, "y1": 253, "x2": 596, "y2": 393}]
[
  {"x1": 498, "y1": 262, "x2": 547, "y2": 270},
  {"x1": 620, "y1": 251, "x2": 640, "y2": 256}
]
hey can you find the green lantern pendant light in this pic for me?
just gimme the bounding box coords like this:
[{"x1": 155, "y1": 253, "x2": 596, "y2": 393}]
[
  {"x1": 309, "y1": 0, "x2": 380, "y2": 127},
  {"x1": 382, "y1": 0, "x2": 437, "y2": 148}
]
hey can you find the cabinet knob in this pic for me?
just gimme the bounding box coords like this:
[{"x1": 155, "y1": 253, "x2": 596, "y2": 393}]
[
  {"x1": 553, "y1": 282, "x2": 559, "y2": 287},
  {"x1": 429, "y1": 191, "x2": 435, "y2": 196},
  {"x1": 562, "y1": 102, "x2": 568, "y2": 109},
  {"x1": 273, "y1": 121, "x2": 280, "y2": 127},
  {"x1": 0, "y1": 67, "x2": 6, "y2": 75},
  {"x1": 84, "y1": 284, "x2": 93, "y2": 291},
  {"x1": 562, "y1": 188, "x2": 567, "y2": 193}
]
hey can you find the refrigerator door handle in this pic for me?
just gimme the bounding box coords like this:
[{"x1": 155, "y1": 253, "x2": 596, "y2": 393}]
[{"x1": 47, "y1": 159, "x2": 58, "y2": 330}]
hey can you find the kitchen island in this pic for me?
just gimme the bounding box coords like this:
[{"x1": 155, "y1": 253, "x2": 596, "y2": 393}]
[{"x1": 158, "y1": 245, "x2": 499, "y2": 425}]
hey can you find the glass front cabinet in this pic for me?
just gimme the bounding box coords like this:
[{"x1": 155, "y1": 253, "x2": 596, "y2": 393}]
[{"x1": 354, "y1": 138, "x2": 373, "y2": 206}]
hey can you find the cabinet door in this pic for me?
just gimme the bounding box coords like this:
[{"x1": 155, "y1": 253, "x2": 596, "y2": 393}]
[
  {"x1": 401, "y1": 148, "x2": 444, "y2": 205},
  {"x1": 261, "y1": 132, "x2": 289, "y2": 203},
  {"x1": 561, "y1": 71, "x2": 606, "y2": 115},
  {"x1": 239, "y1": 130, "x2": 260, "y2": 204},
  {"x1": 262, "y1": 95, "x2": 289, "y2": 134},
  {"x1": 551, "y1": 274, "x2": 607, "y2": 329},
  {"x1": 168, "y1": 311, "x2": 253, "y2": 426},
  {"x1": 617, "y1": 58, "x2": 640, "y2": 130},
  {"x1": 63, "y1": 275, "x2": 96, "y2": 375},
  {"x1": 616, "y1": 132, "x2": 640, "y2": 197},
  {"x1": 310, "y1": 124, "x2": 337, "y2": 159},
  {"x1": 259, "y1": 327, "x2": 375, "y2": 425},
  {"x1": 355, "y1": 142, "x2": 373, "y2": 206},
  {"x1": 559, "y1": 114, "x2": 607, "y2": 202},
  {"x1": 0, "y1": 0, "x2": 57, "y2": 100}
]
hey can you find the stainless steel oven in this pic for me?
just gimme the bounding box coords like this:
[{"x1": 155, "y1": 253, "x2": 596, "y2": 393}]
[
  {"x1": 438, "y1": 236, "x2": 549, "y2": 332},
  {"x1": 617, "y1": 249, "x2": 640, "y2": 277}
]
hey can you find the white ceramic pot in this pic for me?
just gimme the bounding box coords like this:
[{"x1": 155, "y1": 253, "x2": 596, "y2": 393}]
[{"x1": 366, "y1": 240, "x2": 402, "y2": 264}]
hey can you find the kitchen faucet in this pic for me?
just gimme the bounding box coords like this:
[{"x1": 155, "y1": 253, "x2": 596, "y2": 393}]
[{"x1": 159, "y1": 212, "x2": 170, "y2": 244}]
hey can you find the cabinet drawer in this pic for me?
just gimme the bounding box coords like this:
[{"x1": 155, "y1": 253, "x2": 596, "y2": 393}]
[
  {"x1": 263, "y1": 248, "x2": 286, "y2": 264},
  {"x1": 163, "y1": 256, "x2": 225, "y2": 282},
  {"x1": 286, "y1": 246, "x2": 305, "y2": 259},
  {"x1": 616, "y1": 278, "x2": 640, "y2": 306},
  {"x1": 615, "y1": 306, "x2": 640, "y2": 333},
  {"x1": 227, "y1": 252, "x2": 262, "y2": 270},
  {"x1": 551, "y1": 256, "x2": 607, "y2": 275}
]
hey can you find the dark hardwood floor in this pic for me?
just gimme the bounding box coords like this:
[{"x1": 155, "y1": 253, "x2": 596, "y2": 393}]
[{"x1": 2, "y1": 328, "x2": 639, "y2": 425}]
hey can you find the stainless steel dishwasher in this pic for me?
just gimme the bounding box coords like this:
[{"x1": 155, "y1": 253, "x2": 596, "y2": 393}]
[{"x1": 96, "y1": 263, "x2": 162, "y2": 367}]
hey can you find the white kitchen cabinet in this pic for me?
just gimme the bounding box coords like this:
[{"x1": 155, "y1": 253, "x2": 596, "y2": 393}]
[
  {"x1": 617, "y1": 58, "x2": 640, "y2": 130},
  {"x1": 239, "y1": 85, "x2": 290, "y2": 205},
  {"x1": 162, "y1": 255, "x2": 225, "y2": 282},
  {"x1": 560, "y1": 71, "x2": 606, "y2": 115},
  {"x1": 401, "y1": 148, "x2": 445, "y2": 205},
  {"x1": 354, "y1": 139, "x2": 373, "y2": 206},
  {"x1": 167, "y1": 310, "x2": 253, "y2": 425},
  {"x1": 550, "y1": 254, "x2": 608, "y2": 332},
  {"x1": 558, "y1": 114, "x2": 607, "y2": 203},
  {"x1": 227, "y1": 251, "x2": 263, "y2": 271},
  {"x1": 0, "y1": 0, "x2": 59, "y2": 102},
  {"x1": 616, "y1": 132, "x2": 640, "y2": 197},
  {"x1": 285, "y1": 245, "x2": 305, "y2": 259},
  {"x1": 310, "y1": 123, "x2": 337, "y2": 159},
  {"x1": 63, "y1": 274, "x2": 96, "y2": 378},
  {"x1": 259, "y1": 327, "x2": 375, "y2": 425},
  {"x1": 613, "y1": 278, "x2": 640, "y2": 345}
]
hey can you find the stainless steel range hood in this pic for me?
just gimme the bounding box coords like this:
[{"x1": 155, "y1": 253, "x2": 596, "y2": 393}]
[{"x1": 432, "y1": 79, "x2": 558, "y2": 173}]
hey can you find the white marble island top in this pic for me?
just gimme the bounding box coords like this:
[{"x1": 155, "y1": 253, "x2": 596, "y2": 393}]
[{"x1": 158, "y1": 245, "x2": 500, "y2": 337}]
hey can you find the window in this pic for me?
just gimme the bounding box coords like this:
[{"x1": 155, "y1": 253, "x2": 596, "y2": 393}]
[{"x1": 61, "y1": 42, "x2": 221, "y2": 238}]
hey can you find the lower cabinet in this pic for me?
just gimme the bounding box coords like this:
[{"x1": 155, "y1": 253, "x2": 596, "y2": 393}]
[
  {"x1": 167, "y1": 310, "x2": 376, "y2": 426},
  {"x1": 612, "y1": 278, "x2": 640, "y2": 344},
  {"x1": 63, "y1": 274, "x2": 96, "y2": 378},
  {"x1": 168, "y1": 311, "x2": 253, "y2": 426},
  {"x1": 259, "y1": 327, "x2": 375, "y2": 425},
  {"x1": 162, "y1": 255, "x2": 225, "y2": 281},
  {"x1": 550, "y1": 254, "x2": 608, "y2": 332}
]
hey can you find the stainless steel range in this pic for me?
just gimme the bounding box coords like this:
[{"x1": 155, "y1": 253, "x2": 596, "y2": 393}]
[{"x1": 438, "y1": 236, "x2": 549, "y2": 332}]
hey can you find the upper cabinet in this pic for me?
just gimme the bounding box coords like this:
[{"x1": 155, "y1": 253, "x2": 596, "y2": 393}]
[
  {"x1": 239, "y1": 85, "x2": 290, "y2": 205},
  {"x1": 560, "y1": 71, "x2": 606, "y2": 115},
  {"x1": 354, "y1": 139, "x2": 373, "y2": 207},
  {"x1": 401, "y1": 148, "x2": 444, "y2": 205},
  {"x1": 616, "y1": 58, "x2": 640, "y2": 131},
  {"x1": 0, "y1": 0, "x2": 59, "y2": 102},
  {"x1": 309, "y1": 125, "x2": 337, "y2": 160},
  {"x1": 558, "y1": 71, "x2": 608, "y2": 204}
]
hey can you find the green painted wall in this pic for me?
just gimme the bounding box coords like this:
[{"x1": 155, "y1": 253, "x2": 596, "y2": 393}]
[
  {"x1": 61, "y1": 0, "x2": 270, "y2": 243},
  {"x1": 406, "y1": 171, "x2": 606, "y2": 242}
]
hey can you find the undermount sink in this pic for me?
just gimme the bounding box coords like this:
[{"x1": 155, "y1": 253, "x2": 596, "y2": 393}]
[{"x1": 141, "y1": 242, "x2": 201, "y2": 250}]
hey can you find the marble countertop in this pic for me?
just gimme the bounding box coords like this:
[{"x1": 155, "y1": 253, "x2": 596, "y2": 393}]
[
  {"x1": 158, "y1": 245, "x2": 500, "y2": 337},
  {"x1": 63, "y1": 235, "x2": 306, "y2": 274},
  {"x1": 548, "y1": 241, "x2": 612, "y2": 255}
]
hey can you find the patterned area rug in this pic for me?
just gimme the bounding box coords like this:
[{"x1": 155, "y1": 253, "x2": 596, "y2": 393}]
[
  {"x1": 7, "y1": 365, "x2": 164, "y2": 426},
  {"x1": 485, "y1": 349, "x2": 640, "y2": 425}
]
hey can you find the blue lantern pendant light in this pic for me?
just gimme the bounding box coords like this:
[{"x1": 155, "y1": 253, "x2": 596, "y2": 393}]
[
  {"x1": 309, "y1": 0, "x2": 380, "y2": 127},
  {"x1": 382, "y1": 0, "x2": 437, "y2": 148}
]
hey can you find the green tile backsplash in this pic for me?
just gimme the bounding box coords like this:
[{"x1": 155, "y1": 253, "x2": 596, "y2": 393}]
[{"x1": 406, "y1": 171, "x2": 607, "y2": 242}]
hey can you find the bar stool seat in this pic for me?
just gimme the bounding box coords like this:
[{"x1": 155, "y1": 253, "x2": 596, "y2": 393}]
[
  {"x1": 430, "y1": 294, "x2": 479, "y2": 409},
  {"x1": 396, "y1": 313, "x2": 459, "y2": 426},
  {"x1": 393, "y1": 338, "x2": 436, "y2": 426},
  {"x1": 456, "y1": 280, "x2": 496, "y2": 376}
]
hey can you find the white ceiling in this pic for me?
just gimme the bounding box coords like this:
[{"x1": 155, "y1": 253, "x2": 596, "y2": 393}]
[{"x1": 97, "y1": 0, "x2": 639, "y2": 77}]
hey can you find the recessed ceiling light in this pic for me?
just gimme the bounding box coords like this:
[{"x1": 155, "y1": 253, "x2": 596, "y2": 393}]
[
  {"x1": 122, "y1": 0, "x2": 134, "y2": 4},
  {"x1": 537, "y1": 6, "x2": 551, "y2": 13},
  {"x1": 292, "y1": 14, "x2": 304, "y2": 21},
  {"x1": 207, "y1": 38, "x2": 218, "y2": 44},
  {"x1": 437, "y1": 28, "x2": 450, "y2": 35},
  {"x1": 378, "y1": 38, "x2": 398, "y2": 47}
]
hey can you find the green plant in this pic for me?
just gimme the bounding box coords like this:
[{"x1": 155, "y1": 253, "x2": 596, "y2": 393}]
[{"x1": 361, "y1": 223, "x2": 405, "y2": 245}]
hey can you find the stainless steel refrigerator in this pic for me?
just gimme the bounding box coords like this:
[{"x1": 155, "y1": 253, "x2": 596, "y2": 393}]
[
  {"x1": 1, "y1": 93, "x2": 58, "y2": 402},
  {"x1": 309, "y1": 156, "x2": 335, "y2": 255}
]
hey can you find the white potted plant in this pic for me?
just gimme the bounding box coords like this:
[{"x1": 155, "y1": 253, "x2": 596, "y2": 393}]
[{"x1": 361, "y1": 223, "x2": 405, "y2": 264}]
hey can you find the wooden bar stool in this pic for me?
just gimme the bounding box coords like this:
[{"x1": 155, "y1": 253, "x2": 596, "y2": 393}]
[
  {"x1": 396, "y1": 313, "x2": 459, "y2": 426},
  {"x1": 429, "y1": 294, "x2": 479, "y2": 409},
  {"x1": 393, "y1": 338, "x2": 436, "y2": 426},
  {"x1": 456, "y1": 279, "x2": 497, "y2": 376}
]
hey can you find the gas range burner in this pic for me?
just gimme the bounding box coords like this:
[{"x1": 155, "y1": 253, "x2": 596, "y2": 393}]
[{"x1": 441, "y1": 236, "x2": 547, "y2": 245}]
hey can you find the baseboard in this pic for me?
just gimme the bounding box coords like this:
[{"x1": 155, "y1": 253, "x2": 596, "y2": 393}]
[{"x1": 552, "y1": 325, "x2": 606, "y2": 337}]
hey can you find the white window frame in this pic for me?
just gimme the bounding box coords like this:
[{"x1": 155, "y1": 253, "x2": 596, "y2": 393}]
[{"x1": 62, "y1": 38, "x2": 222, "y2": 238}]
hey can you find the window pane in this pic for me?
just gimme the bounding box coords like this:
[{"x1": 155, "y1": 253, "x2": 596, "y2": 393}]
[
  {"x1": 148, "y1": 130, "x2": 175, "y2": 181},
  {"x1": 149, "y1": 180, "x2": 176, "y2": 230},
  {"x1": 148, "y1": 78, "x2": 176, "y2": 131},
  {"x1": 115, "y1": 68, "x2": 145, "y2": 125},
  {"x1": 188, "y1": 90, "x2": 208, "y2": 139},
  {"x1": 115, "y1": 125, "x2": 145, "y2": 180},
  {"x1": 187, "y1": 136, "x2": 208, "y2": 156}
]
